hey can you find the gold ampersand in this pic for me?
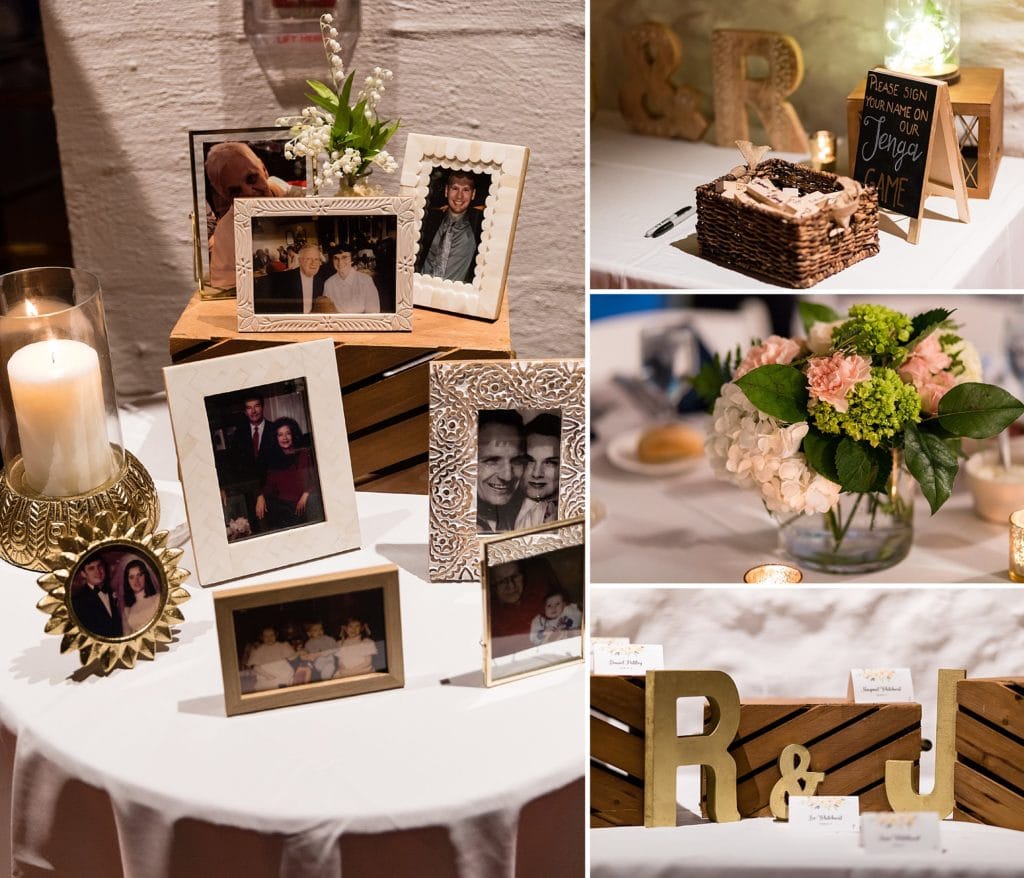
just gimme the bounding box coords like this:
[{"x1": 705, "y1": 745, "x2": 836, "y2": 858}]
[{"x1": 770, "y1": 743, "x2": 825, "y2": 819}]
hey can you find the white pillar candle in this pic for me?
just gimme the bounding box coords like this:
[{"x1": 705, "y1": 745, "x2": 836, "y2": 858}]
[{"x1": 7, "y1": 339, "x2": 114, "y2": 496}]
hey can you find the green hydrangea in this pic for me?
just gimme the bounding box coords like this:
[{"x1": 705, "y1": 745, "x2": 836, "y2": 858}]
[
  {"x1": 832, "y1": 304, "x2": 913, "y2": 358},
  {"x1": 811, "y1": 368, "x2": 921, "y2": 447}
]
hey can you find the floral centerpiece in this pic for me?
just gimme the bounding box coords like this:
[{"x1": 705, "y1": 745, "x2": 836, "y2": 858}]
[
  {"x1": 697, "y1": 302, "x2": 1024, "y2": 573},
  {"x1": 276, "y1": 13, "x2": 399, "y2": 193}
]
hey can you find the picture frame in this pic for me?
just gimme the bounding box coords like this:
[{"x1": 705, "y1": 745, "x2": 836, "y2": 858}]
[
  {"x1": 189, "y1": 127, "x2": 312, "y2": 291},
  {"x1": 234, "y1": 196, "x2": 416, "y2": 332},
  {"x1": 400, "y1": 133, "x2": 529, "y2": 320},
  {"x1": 213, "y1": 564, "x2": 404, "y2": 716},
  {"x1": 163, "y1": 338, "x2": 360, "y2": 585},
  {"x1": 481, "y1": 517, "x2": 585, "y2": 687},
  {"x1": 428, "y1": 358, "x2": 585, "y2": 581}
]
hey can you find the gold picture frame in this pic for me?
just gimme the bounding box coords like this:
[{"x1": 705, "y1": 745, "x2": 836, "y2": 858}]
[
  {"x1": 481, "y1": 517, "x2": 585, "y2": 687},
  {"x1": 428, "y1": 358, "x2": 585, "y2": 581},
  {"x1": 213, "y1": 564, "x2": 404, "y2": 716},
  {"x1": 400, "y1": 133, "x2": 529, "y2": 320}
]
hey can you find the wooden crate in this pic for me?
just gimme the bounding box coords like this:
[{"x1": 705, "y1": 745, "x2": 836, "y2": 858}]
[
  {"x1": 169, "y1": 293, "x2": 514, "y2": 494},
  {"x1": 846, "y1": 68, "x2": 1004, "y2": 199},
  {"x1": 954, "y1": 677, "x2": 1024, "y2": 830},
  {"x1": 591, "y1": 675, "x2": 646, "y2": 828},
  {"x1": 701, "y1": 699, "x2": 922, "y2": 818}
]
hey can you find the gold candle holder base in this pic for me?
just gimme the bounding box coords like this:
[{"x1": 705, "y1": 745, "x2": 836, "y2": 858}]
[{"x1": 0, "y1": 450, "x2": 160, "y2": 571}]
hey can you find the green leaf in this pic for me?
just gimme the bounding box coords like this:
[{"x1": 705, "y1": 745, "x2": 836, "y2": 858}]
[
  {"x1": 734, "y1": 364, "x2": 808, "y2": 423},
  {"x1": 908, "y1": 307, "x2": 954, "y2": 345},
  {"x1": 803, "y1": 429, "x2": 841, "y2": 483},
  {"x1": 797, "y1": 301, "x2": 841, "y2": 333},
  {"x1": 306, "y1": 91, "x2": 340, "y2": 116},
  {"x1": 937, "y1": 382, "x2": 1024, "y2": 438},
  {"x1": 904, "y1": 422, "x2": 959, "y2": 514},
  {"x1": 339, "y1": 71, "x2": 355, "y2": 107},
  {"x1": 307, "y1": 79, "x2": 339, "y2": 105},
  {"x1": 835, "y1": 439, "x2": 890, "y2": 494}
]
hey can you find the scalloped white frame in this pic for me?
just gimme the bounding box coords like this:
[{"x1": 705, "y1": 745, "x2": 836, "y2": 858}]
[
  {"x1": 400, "y1": 133, "x2": 529, "y2": 320},
  {"x1": 233, "y1": 196, "x2": 416, "y2": 332},
  {"x1": 163, "y1": 339, "x2": 361, "y2": 585},
  {"x1": 428, "y1": 359, "x2": 585, "y2": 582}
]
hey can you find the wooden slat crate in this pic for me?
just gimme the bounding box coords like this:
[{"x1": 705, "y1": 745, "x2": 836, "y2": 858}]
[
  {"x1": 591, "y1": 675, "x2": 646, "y2": 828},
  {"x1": 169, "y1": 293, "x2": 514, "y2": 494},
  {"x1": 701, "y1": 698, "x2": 922, "y2": 818},
  {"x1": 954, "y1": 677, "x2": 1024, "y2": 830}
]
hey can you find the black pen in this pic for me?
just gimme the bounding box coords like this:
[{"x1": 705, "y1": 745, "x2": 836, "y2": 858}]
[{"x1": 644, "y1": 205, "x2": 694, "y2": 238}]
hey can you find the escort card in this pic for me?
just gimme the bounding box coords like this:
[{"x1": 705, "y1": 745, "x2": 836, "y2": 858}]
[
  {"x1": 591, "y1": 643, "x2": 664, "y2": 675},
  {"x1": 848, "y1": 668, "x2": 914, "y2": 703},
  {"x1": 788, "y1": 796, "x2": 860, "y2": 832},
  {"x1": 590, "y1": 636, "x2": 629, "y2": 663},
  {"x1": 861, "y1": 812, "x2": 941, "y2": 854}
]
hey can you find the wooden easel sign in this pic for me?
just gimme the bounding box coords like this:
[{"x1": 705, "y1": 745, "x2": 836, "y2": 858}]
[{"x1": 852, "y1": 68, "x2": 969, "y2": 244}]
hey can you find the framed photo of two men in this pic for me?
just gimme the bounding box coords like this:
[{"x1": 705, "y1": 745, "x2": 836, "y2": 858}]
[{"x1": 427, "y1": 359, "x2": 585, "y2": 582}]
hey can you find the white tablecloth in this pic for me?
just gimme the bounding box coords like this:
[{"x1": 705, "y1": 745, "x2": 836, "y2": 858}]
[
  {"x1": 591, "y1": 302, "x2": 1022, "y2": 584},
  {"x1": 0, "y1": 402, "x2": 584, "y2": 878},
  {"x1": 591, "y1": 821, "x2": 1024, "y2": 877},
  {"x1": 590, "y1": 114, "x2": 1024, "y2": 290}
]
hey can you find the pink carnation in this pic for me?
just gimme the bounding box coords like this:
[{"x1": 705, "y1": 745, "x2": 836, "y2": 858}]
[
  {"x1": 805, "y1": 352, "x2": 872, "y2": 413},
  {"x1": 899, "y1": 334, "x2": 955, "y2": 413},
  {"x1": 916, "y1": 370, "x2": 957, "y2": 414},
  {"x1": 734, "y1": 335, "x2": 802, "y2": 379}
]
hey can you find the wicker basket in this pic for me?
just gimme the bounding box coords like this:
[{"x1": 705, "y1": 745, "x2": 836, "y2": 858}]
[{"x1": 695, "y1": 159, "x2": 879, "y2": 288}]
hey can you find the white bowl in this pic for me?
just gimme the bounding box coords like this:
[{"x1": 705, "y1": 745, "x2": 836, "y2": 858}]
[{"x1": 965, "y1": 439, "x2": 1024, "y2": 524}]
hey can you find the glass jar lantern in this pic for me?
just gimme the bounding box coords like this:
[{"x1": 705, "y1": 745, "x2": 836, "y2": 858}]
[{"x1": 884, "y1": 0, "x2": 960, "y2": 81}]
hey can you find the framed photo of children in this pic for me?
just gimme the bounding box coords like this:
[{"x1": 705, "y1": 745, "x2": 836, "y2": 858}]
[
  {"x1": 163, "y1": 339, "x2": 361, "y2": 585},
  {"x1": 234, "y1": 196, "x2": 416, "y2": 332},
  {"x1": 428, "y1": 359, "x2": 585, "y2": 581},
  {"x1": 399, "y1": 133, "x2": 529, "y2": 320},
  {"x1": 189, "y1": 127, "x2": 312, "y2": 291},
  {"x1": 213, "y1": 564, "x2": 404, "y2": 716},
  {"x1": 481, "y1": 517, "x2": 585, "y2": 686}
]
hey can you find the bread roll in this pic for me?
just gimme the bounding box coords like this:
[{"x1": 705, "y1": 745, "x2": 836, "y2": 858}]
[{"x1": 636, "y1": 423, "x2": 704, "y2": 463}]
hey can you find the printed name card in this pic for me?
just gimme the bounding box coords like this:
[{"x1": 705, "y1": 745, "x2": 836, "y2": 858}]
[
  {"x1": 848, "y1": 668, "x2": 914, "y2": 703},
  {"x1": 788, "y1": 796, "x2": 860, "y2": 833},
  {"x1": 591, "y1": 643, "x2": 664, "y2": 676},
  {"x1": 861, "y1": 812, "x2": 941, "y2": 854},
  {"x1": 590, "y1": 636, "x2": 629, "y2": 664}
]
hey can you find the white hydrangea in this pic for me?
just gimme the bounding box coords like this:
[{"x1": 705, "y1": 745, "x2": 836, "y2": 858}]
[
  {"x1": 706, "y1": 383, "x2": 841, "y2": 516},
  {"x1": 806, "y1": 319, "x2": 845, "y2": 355},
  {"x1": 947, "y1": 338, "x2": 983, "y2": 384}
]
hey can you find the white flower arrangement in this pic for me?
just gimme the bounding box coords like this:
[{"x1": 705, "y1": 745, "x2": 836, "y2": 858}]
[{"x1": 276, "y1": 14, "x2": 399, "y2": 192}]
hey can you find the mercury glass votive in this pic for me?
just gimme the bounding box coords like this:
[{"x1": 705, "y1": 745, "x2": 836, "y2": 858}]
[
  {"x1": 884, "y1": 0, "x2": 960, "y2": 81},
  {"x1": 1010, "y1": 510, "x2": 1024, "y2": 583},
  {"x1": 743, "y1": 564, "x2": 804, "y2": 585}
]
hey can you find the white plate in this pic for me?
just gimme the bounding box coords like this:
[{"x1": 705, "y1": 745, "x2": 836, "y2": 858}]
[{"x1": 606, "y1": 428, "x2": 704, "y2": 476}]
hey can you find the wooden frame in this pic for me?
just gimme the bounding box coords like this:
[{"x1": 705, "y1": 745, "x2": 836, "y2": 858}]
[
  {"x1": 428, "y1": 359, "x2": 585, "y2": 581},
  {"x1": 233, "y1": 196, "x2": 416, "y2": 332},
  {"x1": 189, "y1": 127, "x2": 312, "y2": 290},
  {"x1": 400, "y1": 133, "x2": 529, "y2": 320},
  {"x1": 213, "y1": 565, "x2": 404, "y2": 716},
  {"x1": 481, "y1": 517, "x2": 585, "y2": 687},
  {"x1": 163, "y1": 339, "x2": 360, "y2": 585}
]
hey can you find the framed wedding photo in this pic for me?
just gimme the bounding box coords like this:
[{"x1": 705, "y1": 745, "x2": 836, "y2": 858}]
[
  {"x1": 164, "y1": 339, "x2": 360, "y2": 585},
  {"x1": 234, "y1": 196, "x2": 416, "y2": 332},
  {"x1": 481, "y1": 517, "x2": 585, "y2": 687},
  {"x1": 189, "y1": 127, "x2": 312, "y2": 291},
  {"x1": 428, "y1": 359, "x2": 585, "y2": 581},
  {"x1": 400, "y1": 133, "x2": 529, "y2": 320},
  {"x1": 213, "y1": 565, "x2": 404, "y2": 716}
]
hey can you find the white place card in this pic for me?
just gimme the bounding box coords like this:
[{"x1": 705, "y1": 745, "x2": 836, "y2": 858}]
[
  {"x1": 590, "y1": 636, "x2": 630, "y2": 663},
  {"x1": 591, "y1": 643, "x2": 664, "y2": 676},
  {"x1": 861, "y1": 812, "x2": 941, "y2": 854},
  {"x1": 848, "y1": 668, "x2": 915, "y2": 703},
  {"x1": 788, "y1": 796, "x2": 860, "y2": 832}
]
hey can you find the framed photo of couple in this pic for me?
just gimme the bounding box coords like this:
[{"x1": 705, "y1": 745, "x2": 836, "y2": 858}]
[
  {"x1": 163, "y1": 339, "x2": 361, "y2": 585},
  {"x1": 427, "y1": 359, "x2": 585, "y2": 582}
]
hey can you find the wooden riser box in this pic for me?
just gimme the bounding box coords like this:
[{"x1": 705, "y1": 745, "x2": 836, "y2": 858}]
[{"x1": 591, "y1": 675, "x2": 646, "y2": 827}]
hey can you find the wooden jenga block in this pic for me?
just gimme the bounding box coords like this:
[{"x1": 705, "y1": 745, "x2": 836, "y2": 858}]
[
  {"x1": 954, "y1": 677, "x2": 1024, "y2": 830},
  {"x1": 591, "y1": 676, "x2": 646, "y2": 827},
  {"x1": 701, "y1": 699, "x2": 922, "y2": 818}
]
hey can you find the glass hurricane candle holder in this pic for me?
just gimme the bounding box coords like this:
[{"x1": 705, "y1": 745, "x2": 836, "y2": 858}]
[
  {"x1": 1009, "y1": 510, "x2": 1024, "y2": 583},
  {"x1": 884, "y1": 0, "x2": 960, "y2": 82},
  {"x1": 0, "y1": 267, "x2": 159, "y2": 570},
  {"x1": 809, "y1": 130, "x2": 837, "y2": 173}
]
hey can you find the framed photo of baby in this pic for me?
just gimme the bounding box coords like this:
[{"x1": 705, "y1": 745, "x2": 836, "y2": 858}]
[
  {"x1": 481, "y1": 517, "x2": 585, "y2": 686},
  {"x1": 164, "y1": 339, "x2": 360, "y2": 585},
  {"x1": 213, "y1": 565, "x2": 404, "y2": 716}
]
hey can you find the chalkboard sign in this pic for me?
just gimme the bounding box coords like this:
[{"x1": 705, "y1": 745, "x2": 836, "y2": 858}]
[{"x1": 853, "y1": 69, "x2": 939, "y2": 218}]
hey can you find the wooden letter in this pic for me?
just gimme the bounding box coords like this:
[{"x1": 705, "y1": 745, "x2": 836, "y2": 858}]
[
  {"x1": 645, "y1": 669, "x2": 741, "y2": 825},
  {"x1": 619, "y1": 22, "x2": 709, "y2": 141},
  {"x1": 770, "y1": 743, "x2": 825, "y2": 820},
  {"x1": 711, "y1": 29, "x2": 807, "y2": 153},
  {"x1": 885, "y1": 668, "x2": 966, "y2": 816}
]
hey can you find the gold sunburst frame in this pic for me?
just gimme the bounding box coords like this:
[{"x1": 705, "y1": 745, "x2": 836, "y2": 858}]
[{"x1": 36, "y1": 513, "x2": 191, "y2": 673}]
